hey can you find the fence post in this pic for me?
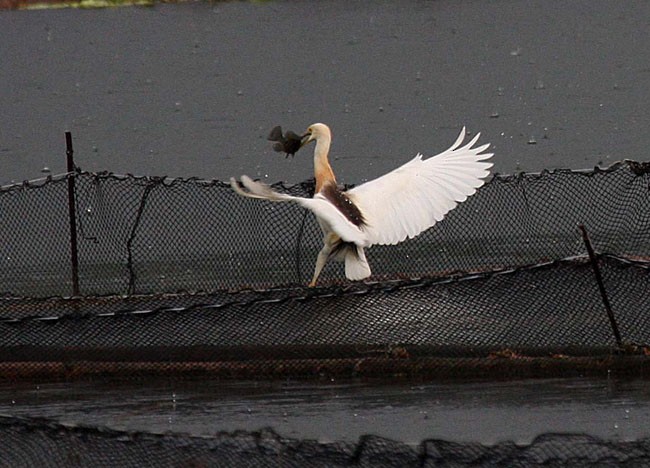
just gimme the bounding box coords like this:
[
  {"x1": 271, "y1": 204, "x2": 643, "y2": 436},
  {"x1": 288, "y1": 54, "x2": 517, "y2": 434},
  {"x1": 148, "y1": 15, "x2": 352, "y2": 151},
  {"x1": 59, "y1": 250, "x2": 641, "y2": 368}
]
[
  {"x1": 66, "y1": 131, "x2": 81, "y2": 296},
  {"x1": 578, "y1": 224, "x2": 622, "y2": 348}
]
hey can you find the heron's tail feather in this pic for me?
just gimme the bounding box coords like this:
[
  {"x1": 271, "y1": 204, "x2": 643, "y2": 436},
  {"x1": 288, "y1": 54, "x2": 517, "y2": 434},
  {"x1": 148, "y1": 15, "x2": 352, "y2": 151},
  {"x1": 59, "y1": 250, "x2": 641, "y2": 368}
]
[{"x1": 345, "y1": 246, "x2": 371, "y2": 281}]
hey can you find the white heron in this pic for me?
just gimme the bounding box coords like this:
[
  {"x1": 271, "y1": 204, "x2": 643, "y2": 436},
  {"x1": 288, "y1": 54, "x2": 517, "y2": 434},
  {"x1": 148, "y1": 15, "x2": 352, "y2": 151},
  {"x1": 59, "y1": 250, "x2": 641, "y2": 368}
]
[{"x1": 231, "y1": 123, "x2": 493, "y2": 287}]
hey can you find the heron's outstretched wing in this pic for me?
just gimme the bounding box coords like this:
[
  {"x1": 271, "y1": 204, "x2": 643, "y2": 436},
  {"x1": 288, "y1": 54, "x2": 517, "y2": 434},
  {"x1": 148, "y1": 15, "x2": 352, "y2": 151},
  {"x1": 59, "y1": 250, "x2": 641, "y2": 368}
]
[
  {"x1": 347, "y1": 128, "x2": 493, "y2": 246},
  {"x1": 230, "y1": 176, "x2": 368, "y2": 246}
]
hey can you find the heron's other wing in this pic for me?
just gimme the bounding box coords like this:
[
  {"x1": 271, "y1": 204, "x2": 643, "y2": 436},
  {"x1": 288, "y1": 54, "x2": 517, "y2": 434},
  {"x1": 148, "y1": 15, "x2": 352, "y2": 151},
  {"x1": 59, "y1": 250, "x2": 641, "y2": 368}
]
[
  {"x1": 347, "y1": 128, "x2": 493, "y2": 246},
  {"x1": 230, "y1": 176, "x2": 367, "y2": 245}
]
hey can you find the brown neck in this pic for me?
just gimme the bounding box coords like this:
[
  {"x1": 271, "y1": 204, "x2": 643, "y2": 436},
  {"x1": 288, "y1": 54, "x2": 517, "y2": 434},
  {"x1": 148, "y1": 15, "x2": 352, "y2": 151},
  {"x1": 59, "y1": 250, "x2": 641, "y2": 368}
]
[
  {"x1": 315, "y1": 162, "x2": 336, "y2": 193},
  {"x1": 313, "y1": 135, "x2": 336, "y2": 193}
]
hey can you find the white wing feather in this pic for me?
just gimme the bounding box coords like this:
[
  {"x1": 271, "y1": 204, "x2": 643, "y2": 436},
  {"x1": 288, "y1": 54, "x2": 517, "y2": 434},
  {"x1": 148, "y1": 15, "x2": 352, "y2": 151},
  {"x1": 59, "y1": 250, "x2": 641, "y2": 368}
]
[
  {"x1": 231, "y1": 127, "x2": 492, "y2": 249},
  {"x1": 230, "y1": 176, "x2": 368, "y2": 246},
  {"x1": 347, "y1": 127, "x2": 493, "y2": 246}
]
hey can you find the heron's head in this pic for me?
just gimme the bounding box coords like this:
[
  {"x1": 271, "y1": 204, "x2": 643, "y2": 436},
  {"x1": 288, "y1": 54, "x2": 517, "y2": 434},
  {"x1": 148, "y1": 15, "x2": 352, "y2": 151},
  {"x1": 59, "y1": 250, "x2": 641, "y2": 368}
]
[{"x1": 301, "y1": 123, "x2": 331, "y2": 148}]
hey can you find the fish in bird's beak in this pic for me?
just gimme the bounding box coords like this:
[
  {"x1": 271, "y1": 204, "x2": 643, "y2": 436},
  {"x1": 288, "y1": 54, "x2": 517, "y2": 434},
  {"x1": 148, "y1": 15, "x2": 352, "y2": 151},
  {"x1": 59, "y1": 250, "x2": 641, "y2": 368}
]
[{"x1": 267, "y1": 125, "x2": 303, "y2": 158}]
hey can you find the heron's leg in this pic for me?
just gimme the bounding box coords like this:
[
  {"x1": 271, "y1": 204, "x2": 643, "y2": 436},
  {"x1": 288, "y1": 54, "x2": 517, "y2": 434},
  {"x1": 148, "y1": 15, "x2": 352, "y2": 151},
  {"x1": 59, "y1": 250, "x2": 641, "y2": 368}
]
[{"x1": 309, "y1": 243, "x2": 331, "y2": 287}]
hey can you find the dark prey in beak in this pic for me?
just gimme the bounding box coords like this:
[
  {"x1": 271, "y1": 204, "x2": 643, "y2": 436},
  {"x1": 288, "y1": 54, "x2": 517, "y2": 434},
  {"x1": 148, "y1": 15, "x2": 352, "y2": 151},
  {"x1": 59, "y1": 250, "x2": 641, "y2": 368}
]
[{"x1": 268, "y1": 125, "x2": 303, "y2": 157}]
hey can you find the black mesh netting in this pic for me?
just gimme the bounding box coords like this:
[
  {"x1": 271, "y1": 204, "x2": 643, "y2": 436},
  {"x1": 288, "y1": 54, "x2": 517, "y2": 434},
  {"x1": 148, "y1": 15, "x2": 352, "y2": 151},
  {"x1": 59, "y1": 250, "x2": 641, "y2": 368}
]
[
  {"x1": 0, "y1": 160, "x2": 649, "y2": 375},
  {"x1": 2, "y1": 160, "x2": 650, "y2": 465},
  {"x1": 2, "y1": 160, "x2": 650, "y2": 298},
  {"x1": 1, "y1": 415, "x2": 649, "y2": 468}
]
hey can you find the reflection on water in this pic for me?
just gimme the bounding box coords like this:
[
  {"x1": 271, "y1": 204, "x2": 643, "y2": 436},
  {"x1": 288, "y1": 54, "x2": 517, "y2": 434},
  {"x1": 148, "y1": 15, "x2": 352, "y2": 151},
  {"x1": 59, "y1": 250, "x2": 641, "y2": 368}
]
[{"x1": 0, "y1": 377, "x2": 648, "y2": 444}]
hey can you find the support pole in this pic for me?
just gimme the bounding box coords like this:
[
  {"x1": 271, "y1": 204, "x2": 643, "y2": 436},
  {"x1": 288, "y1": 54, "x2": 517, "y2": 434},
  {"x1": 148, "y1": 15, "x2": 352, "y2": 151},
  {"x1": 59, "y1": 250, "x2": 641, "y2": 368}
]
[
  {"x1": 66, "y1": 131, "x2": 80, "y2": 296},
  {"x1": 578, "y1": 224, "x2": 622, "y2": 348}
]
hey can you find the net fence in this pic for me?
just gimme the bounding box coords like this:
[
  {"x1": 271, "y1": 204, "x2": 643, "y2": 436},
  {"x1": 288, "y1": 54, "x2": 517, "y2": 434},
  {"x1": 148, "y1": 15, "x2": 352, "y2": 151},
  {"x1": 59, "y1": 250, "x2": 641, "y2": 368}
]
[
  {"x1": 3, "y1": 160, "x2": 650, "y2": 298},
  {"x1": 2, "y1": 159, "x2": 650, "y2": 466},
  {"x1": 1, "y1": 415, "x2": 649, "y2": 468},
  {"x1": 0, "y1": 160, "x2": 649, "y2": 380}
]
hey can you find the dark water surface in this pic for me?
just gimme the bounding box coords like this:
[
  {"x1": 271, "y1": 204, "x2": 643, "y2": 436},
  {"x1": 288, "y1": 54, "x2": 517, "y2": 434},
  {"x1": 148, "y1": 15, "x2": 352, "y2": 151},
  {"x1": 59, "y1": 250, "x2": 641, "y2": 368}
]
[
  {"x1": 2, "y1": 0, "x2": 650, "y2": 187},
  {"x1": 1, "y1": 377, "x2": 648, "y2": 445},
  {"x1": 2, "y1": 0, "x2": 650, "y2": 446}
]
